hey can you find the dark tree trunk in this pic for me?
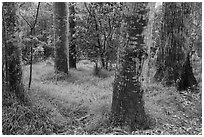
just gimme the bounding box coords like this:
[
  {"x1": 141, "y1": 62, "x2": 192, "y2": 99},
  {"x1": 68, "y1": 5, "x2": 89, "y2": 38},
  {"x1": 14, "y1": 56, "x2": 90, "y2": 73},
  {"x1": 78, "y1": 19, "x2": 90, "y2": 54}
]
[
  {"x1": 112, "y1": 50, "x2": 148, "y2": 130},
  {"x1": 154, "y1": 3, "x2": 197, "y2": 90},
  {"x1": 69, "y1": 3, "x2": 77, "y2": 68},
  {"x1": 3, "y1": 2, "x2": 25, "y2": 101},
  {"x1": 43, "y1": 46, "x2": 53, "y2": 59},
  {"x1": 28, "y1": 2, "x2": 40, "y2": 89},
  {"x1": 53, "y1": 2, "x2": 69, "y2": 74},
  {"x1": 93, "y1": 61, "x2": 100, "y2": 76},
  {"x1": 111, "y1": 3, "x2": 149, "y2": 131},
  {"x1": 178, "y1": 54, "x2": 197, "y2": 91},
  {"x1": 101, "y1": 55, "x2": 105, "y2": 68}
]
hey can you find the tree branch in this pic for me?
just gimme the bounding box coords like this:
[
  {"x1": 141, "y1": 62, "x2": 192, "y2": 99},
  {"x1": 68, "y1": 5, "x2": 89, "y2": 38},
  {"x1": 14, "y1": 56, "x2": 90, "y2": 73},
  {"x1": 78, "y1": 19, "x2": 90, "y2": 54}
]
[
  {"x1": 32, "y1": 2, "x2": 41, "y2": 29},
  {"x1": 19, "y1": 11, "x2": 32, "y2": 28},
  {"x1": 84, "y1": 2, "x2": 93, "y2": 17},
  {"x1": 28, "y1": 2, "x2": 41, "y2": 89}
]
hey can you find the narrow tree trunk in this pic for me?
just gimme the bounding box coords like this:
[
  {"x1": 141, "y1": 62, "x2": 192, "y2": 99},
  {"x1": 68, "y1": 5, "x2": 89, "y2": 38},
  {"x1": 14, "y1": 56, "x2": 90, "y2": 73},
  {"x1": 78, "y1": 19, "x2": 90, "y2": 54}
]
[
  {"x1": 28, "y1": 2, "x2": 40, "y2": 89},
  {"x1": 69, "y1": 3, "x2": 77, "y2": 68},
  {"x1": 3, "y1": 2, "x2": 25, "y2": 101},
  {"x1": 142, "y1": 3, "x2": 156, "y2": 89},
  {"x1": 53, "y1": 2, "x2": 69, "y2": 74},
  {"x1": 101, "y1": 55, "x2": 105, "y2": 68},
  {"x1": 2, "y1": 11, "x2": 8, "y2": 87},
  {"x1": 111, "y1": 3, "x2": 149, "y2": 131}
]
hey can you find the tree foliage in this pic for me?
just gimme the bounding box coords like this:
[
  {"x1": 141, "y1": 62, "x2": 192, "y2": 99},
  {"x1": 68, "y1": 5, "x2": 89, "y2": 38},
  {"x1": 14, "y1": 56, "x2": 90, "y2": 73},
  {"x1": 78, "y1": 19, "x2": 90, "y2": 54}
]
[
  {"x1": 19, "y1": 2, "x2": 54, "y2": 63},
  {"x1": 75, "y1": 2, "x2": 123, "y2": 68}
]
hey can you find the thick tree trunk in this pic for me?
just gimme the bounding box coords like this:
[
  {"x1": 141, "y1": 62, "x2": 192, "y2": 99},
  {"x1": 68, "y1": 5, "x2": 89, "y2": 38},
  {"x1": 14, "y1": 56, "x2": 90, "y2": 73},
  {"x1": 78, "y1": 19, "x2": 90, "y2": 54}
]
[
  {"x1": 112, "y1": 49, "x2": 149, "y2": 130},
  {"x1": 154, "y1": 3, "x2": 197, "y2": 90},
  {"x1": 53, "y1": 2, "x2": 69, "y2": 74},
  {"x1": 69, "y1": 3, "x2": 77, "y2": 68},
  {"x1": 111, "y1": 3, "x2": 149, "y2": 131},
  {"x1": 3, "y1": 2, "x2": 25, "y2": 101},
  {"x1": 178, "y1": 54, "x2": 197, "y2": 91}
]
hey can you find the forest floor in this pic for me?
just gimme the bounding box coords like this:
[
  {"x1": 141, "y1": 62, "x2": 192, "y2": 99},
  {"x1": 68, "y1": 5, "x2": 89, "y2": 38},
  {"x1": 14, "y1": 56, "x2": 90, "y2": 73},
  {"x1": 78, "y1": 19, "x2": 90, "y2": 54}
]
[{"x1": 2, "y1": 59, "x2": 202, "y2": 135}]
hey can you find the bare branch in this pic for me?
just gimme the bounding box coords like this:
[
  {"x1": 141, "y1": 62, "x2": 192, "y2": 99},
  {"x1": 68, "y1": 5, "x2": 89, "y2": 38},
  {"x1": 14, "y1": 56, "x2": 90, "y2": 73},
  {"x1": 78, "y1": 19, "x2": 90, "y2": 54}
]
[
  {"x1": 19, "y1": 11, "x2": 32, "y2": 28},
  {"x1": 84, "y1": 2, "x2": 93, "y2": 17},
  {"x1": 32, "y1": 2, "x2": 41, "y2": 29}
]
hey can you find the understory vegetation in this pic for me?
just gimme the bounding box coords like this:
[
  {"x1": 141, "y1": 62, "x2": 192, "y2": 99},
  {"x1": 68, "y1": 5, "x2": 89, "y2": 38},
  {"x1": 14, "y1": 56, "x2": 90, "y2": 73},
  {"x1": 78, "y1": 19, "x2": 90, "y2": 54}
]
[
  {"x1": 2, "y1": 59, "x2": 202, "y2": 135},
  {"x1": 2, "y1": 2, "x2": 202, "y2": 135}
]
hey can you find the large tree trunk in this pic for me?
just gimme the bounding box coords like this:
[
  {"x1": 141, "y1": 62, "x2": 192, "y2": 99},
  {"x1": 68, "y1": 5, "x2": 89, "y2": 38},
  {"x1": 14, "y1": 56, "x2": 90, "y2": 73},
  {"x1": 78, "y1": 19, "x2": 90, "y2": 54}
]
[
  {"x1": 111, "y1": 3, "x2": 149, "y2": 131},
  {"x1": 3, "y1": 2, "x2": 25, "y2": 101},
  {"x1": 69, "y1": 3, "x2": 77, "y2": 68},
  {"x1": 178, "y1": 54, "x2": 197, "y2": 90},
  {"x1": 154, "y1": 3, "x2": 197, "y2": 90},
  {"x1": 53, "y1": 2, "x2": 69, "y2": 74}
]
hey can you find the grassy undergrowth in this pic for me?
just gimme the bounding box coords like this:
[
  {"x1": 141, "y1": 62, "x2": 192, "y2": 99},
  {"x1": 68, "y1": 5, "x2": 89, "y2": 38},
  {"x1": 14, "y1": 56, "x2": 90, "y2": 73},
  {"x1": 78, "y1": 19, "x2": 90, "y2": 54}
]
[
  {"x1": 2, "y1": 91, "x2": 63, "y2": 135},
  {"x1": 2, "y1": 59, "x2": 202, "y2": 135}
]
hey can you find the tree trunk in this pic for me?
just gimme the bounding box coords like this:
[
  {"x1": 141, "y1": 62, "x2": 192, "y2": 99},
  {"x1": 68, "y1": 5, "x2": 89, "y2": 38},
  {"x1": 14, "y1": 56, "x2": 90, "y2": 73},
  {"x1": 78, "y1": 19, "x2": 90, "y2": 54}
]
[
  {"x1": 154, "y1": 3, "x2": 197, "y2": 90},
  {"x1": 178, "y1": 54, "x2": 197, "y2": 90},
  {"x1": 111, "y1": 3, "x2": 149, "y2": 131},
  {"x1": 3, "y1": 2, "x2": 25, "y2": 101},
  {"x1": 53, "y1": 2, "x2": 69, "y2": 74},
  {"x1": 69, "y1": 3, "x2": 77, "y2": 68},
  {"x1": 142, "y1": 3, "x2": 156, "y2": 90},
  {"x1": 101, "y1": 55, "x2": 105, "y2": 68}
]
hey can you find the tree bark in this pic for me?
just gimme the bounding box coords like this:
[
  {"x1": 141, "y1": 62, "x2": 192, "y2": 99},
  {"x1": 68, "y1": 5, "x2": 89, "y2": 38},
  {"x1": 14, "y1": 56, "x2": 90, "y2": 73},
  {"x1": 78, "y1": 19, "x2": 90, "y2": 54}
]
[
  {"x1": 53, "y1": 2, "x2": 69, "y2": 74},
  {"x1": 154, "y1": 3, "x2": 197, "y2": 90},
  {"x1": 111, "y1": 3, "x2": 149, "y2": 131},
  {"x1": 178, "y1": 54, "x2": 197, "y2": 90},
  {"x1": 69, "y1": 3, "x2": 77, "y2": 68},
  {"x1": 3, "y1": 2, "x2": 25, "y2": 101},
  {"x1": 142, "y1": 3, "x2": 156, "y2": 90}
]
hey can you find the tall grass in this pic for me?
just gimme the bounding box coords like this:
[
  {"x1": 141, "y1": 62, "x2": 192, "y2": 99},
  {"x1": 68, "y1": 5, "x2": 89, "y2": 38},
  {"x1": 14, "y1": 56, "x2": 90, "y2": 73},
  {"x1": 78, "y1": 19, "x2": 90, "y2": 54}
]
[
  {"x1": 22, "y1": 60, "x2": 114, "y2": 133},
  {"x1": 5, "y1": 59, "x2": 201, "y2": 135}
]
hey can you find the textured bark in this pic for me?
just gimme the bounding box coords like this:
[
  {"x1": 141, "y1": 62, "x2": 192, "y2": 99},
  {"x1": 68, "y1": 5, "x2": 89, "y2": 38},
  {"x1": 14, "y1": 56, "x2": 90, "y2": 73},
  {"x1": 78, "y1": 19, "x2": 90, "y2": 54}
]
[
  {"x1": 111, "y1": 3, "x2": 149, "y2": 131},
  {"x1": 178, "y1": 54, "x2": 197, "y2": 90},
  {"x1": 142, "y1": 3, "x2": 156, "y2": 89},
  {"x1": 69, "y1": 3, "x2": 77, "y2": 68},
  {"x1": 53, "y1": 2, "x2": 69, "y2": 74},
  {"x1": 3, "y1": 2, "x2": 25, "y2": 101},
  {"x1": 154, "y1": 3, "x2": 197, "y2": 90}
]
